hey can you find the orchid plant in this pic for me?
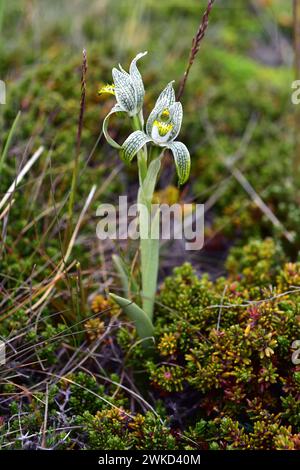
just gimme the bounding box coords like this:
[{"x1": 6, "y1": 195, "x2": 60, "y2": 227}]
[{"x1": 99, "y1": 52, "x2": 190, "y2": 346}]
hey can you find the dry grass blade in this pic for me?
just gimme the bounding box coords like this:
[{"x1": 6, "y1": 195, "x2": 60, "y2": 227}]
[
  {"x1": 0, "y1": 146, "x2": 44, "y2": 212},
  {"x1": 203, "y1": 111, "x2": 294, "y2": 244},
  {"x1": 0, "y1": 110, "x2": 21, "y2": 177},
  {"x1": 28, "y1": 184, "x2": 97, "y2": 312}
]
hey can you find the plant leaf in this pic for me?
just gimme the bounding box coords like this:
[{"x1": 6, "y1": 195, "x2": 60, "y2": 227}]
[
  {"x1": 109, "y1": 293, "x2": 154, "y2": 345},
  {"x1": 112, "y1": 254, "x2": 139, "y2": 297},
  {"x1": 139, "y1": 208, "x2": 160, "y2": 320},
  {"x1": 137, "y1": 156, "x2": 162, "y2": 319},
  {"x1": 139, "y1": 156, "x2": 162, "y2": 202},
  {"x1": 0, "y1": 110, "x2": 21, "y2": 175}
]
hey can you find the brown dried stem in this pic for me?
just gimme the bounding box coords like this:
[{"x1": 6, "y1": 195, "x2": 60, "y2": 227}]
[
  {"x1": 65, "y1": 49, "x2": 88, "y2": 247},
  {"x1": 177, "y1": 0, "x2": 215, "y2": 101}
]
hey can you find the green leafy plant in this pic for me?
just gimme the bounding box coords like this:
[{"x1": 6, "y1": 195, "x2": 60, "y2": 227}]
[{"x1": 100, "y1": 52, "x2": 191, "y2": 346}]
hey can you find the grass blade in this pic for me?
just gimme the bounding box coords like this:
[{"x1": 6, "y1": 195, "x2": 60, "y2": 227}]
[{"x1": 0, "y1": 110, "x2": 21, "y2": 177}]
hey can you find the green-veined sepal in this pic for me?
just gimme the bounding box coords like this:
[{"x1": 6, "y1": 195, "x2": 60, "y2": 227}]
[
  {"x1": 156, "y1": 81, "x2": 176, "y2": 107},
  {"x1": 112, "y1": 68, "x2": 136, "y2": 115},
  {"x1": 168, "y1": 102, "x2": 183, "y2": 142},
  {"x1": 145, "y1": 82, "x2": 175, "y2": 137},
  {"x1": 121, "y1": 131, "x2": 151, "y2": 164},
  {"x1": 129, "y1": 51, "x2": 147, "y2": 114},
  {"x1": 167, "y1": 141, "x2": 191, "y2": 185},
  {"x1": 102, "y1": 104, "x2": 124, "y2": 149},
  {"x1": 111, "y1": 52, "x2": 147, "y2": 116}
]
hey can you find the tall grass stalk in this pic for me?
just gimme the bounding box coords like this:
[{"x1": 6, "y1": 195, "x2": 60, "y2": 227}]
[
  {"x1": 177, "y1": 0, "x2": 215, "y2": 101},
  {"x1": 65, "y1": 49, "x2": 87, "y2": 249},
  {"x1": 0, "y1": 111, "x2": 21, "y2": 178}
]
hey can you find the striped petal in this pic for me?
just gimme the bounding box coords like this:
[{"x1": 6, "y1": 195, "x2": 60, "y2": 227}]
[
  {"x1": 102, "y1": 104, "x2": 124, "y2": 149},
  {"x1": 156, "y1": 81, "x2": 176, "y2": 107},
  {"x1": 167, "y1": 141, "x2": 191, "y2": 185},
  {"x1": 146, "y1": 99, "x2": 166, "y2": 137},
  {"x1": 146, "y1": 82, "x2": 176, "y2": 137},
  {"x1": 112, "y1": 68, "x2": 136, "y2": 114},
  {"x1": 129, "y1": 51, "x2": 147, "y2": 113},
  {"x1": 168, "y1": 102, "x2": 183, "y2": 141},
  {"x1": 121, "y1": 131, "x2": 151, "y2": 163}
]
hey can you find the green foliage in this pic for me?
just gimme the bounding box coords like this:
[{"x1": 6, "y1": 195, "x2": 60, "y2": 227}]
[
  {"x1": 147, "y1": 239, "x2": 300, "y2": 449},
  {"x1": 80, "y1": 409, "x2": 177, "y2": 450},
  {"x1": 0, "y1": 0, "x2": 298, "y2": 453},
  {"x1": 2, "y1": 240, "x2": 300, "y2": 450}
]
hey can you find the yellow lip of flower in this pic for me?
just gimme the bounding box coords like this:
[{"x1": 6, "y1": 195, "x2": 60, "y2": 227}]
[
  {"x1": 98, "y1": 83, "x2": 116, "y2": 96},
  {"x1": 153, "y1": 119, "x2": 173, "y2": 137},
  {"x1": 160, "y1": 108, "x2": 170, "y2": 121}
]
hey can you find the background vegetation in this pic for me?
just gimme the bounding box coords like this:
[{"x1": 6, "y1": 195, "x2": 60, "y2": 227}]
[{"x1": 0, "y1": 0, "x2": 299, "y2": 450}]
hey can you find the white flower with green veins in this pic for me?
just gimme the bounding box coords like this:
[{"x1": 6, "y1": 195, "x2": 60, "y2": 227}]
[
  {"x1": 101, "y1": 55, "x2": 192, "y2": 343},
  {"x1": 99, "y1": 51, "x2": 147, "y2": 148},
  {"x1": 121, "y1": 81, "x2": 190, "y2": 185}
]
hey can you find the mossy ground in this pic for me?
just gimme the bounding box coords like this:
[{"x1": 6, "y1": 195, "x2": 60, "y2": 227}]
[{"x1": 0, "y1": 0, "x2": 299, "y2": 450}]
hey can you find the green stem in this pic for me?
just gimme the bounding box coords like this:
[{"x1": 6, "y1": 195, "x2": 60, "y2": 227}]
[
  {"x1": 132, "y1": 114, "x2": 148, "y2": 184},
  {"x1": 111, "y1": 115, "x2": 161, "y2": 340},
  {"x1": 137, "y1": 148, "x2": 148, "y2": 184},
  {"x1": 138, "y1": 153, "x2": 162, "y2": 320},
  {"x1": 132, "y1": 113, "x2": 161, "y2": 319}
]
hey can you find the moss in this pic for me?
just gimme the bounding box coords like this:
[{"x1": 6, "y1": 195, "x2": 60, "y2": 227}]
[
  {"x1": 80, "y1": 408, "x2": 177, "y2": 450},
  {"x1": 144, "y1": 239, "x2": 300, "y2": 449}
]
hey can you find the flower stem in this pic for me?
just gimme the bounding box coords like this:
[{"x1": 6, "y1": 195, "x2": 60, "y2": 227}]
[
  {"x1": 130, "y1": 115, "x2": 162, "y2": 319},
  {"x1": 132, "y1": 114, "x2": 148, "y2": 184}
]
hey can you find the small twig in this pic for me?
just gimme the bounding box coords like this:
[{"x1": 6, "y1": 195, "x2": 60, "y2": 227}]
[{"x1": 177, "y1": 0, "x2": 215, "y2": 101}]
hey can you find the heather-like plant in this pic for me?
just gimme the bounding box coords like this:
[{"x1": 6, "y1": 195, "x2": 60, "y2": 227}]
[{"x1": 99, "y1": 52, "x2": 190, "y2": 345}]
